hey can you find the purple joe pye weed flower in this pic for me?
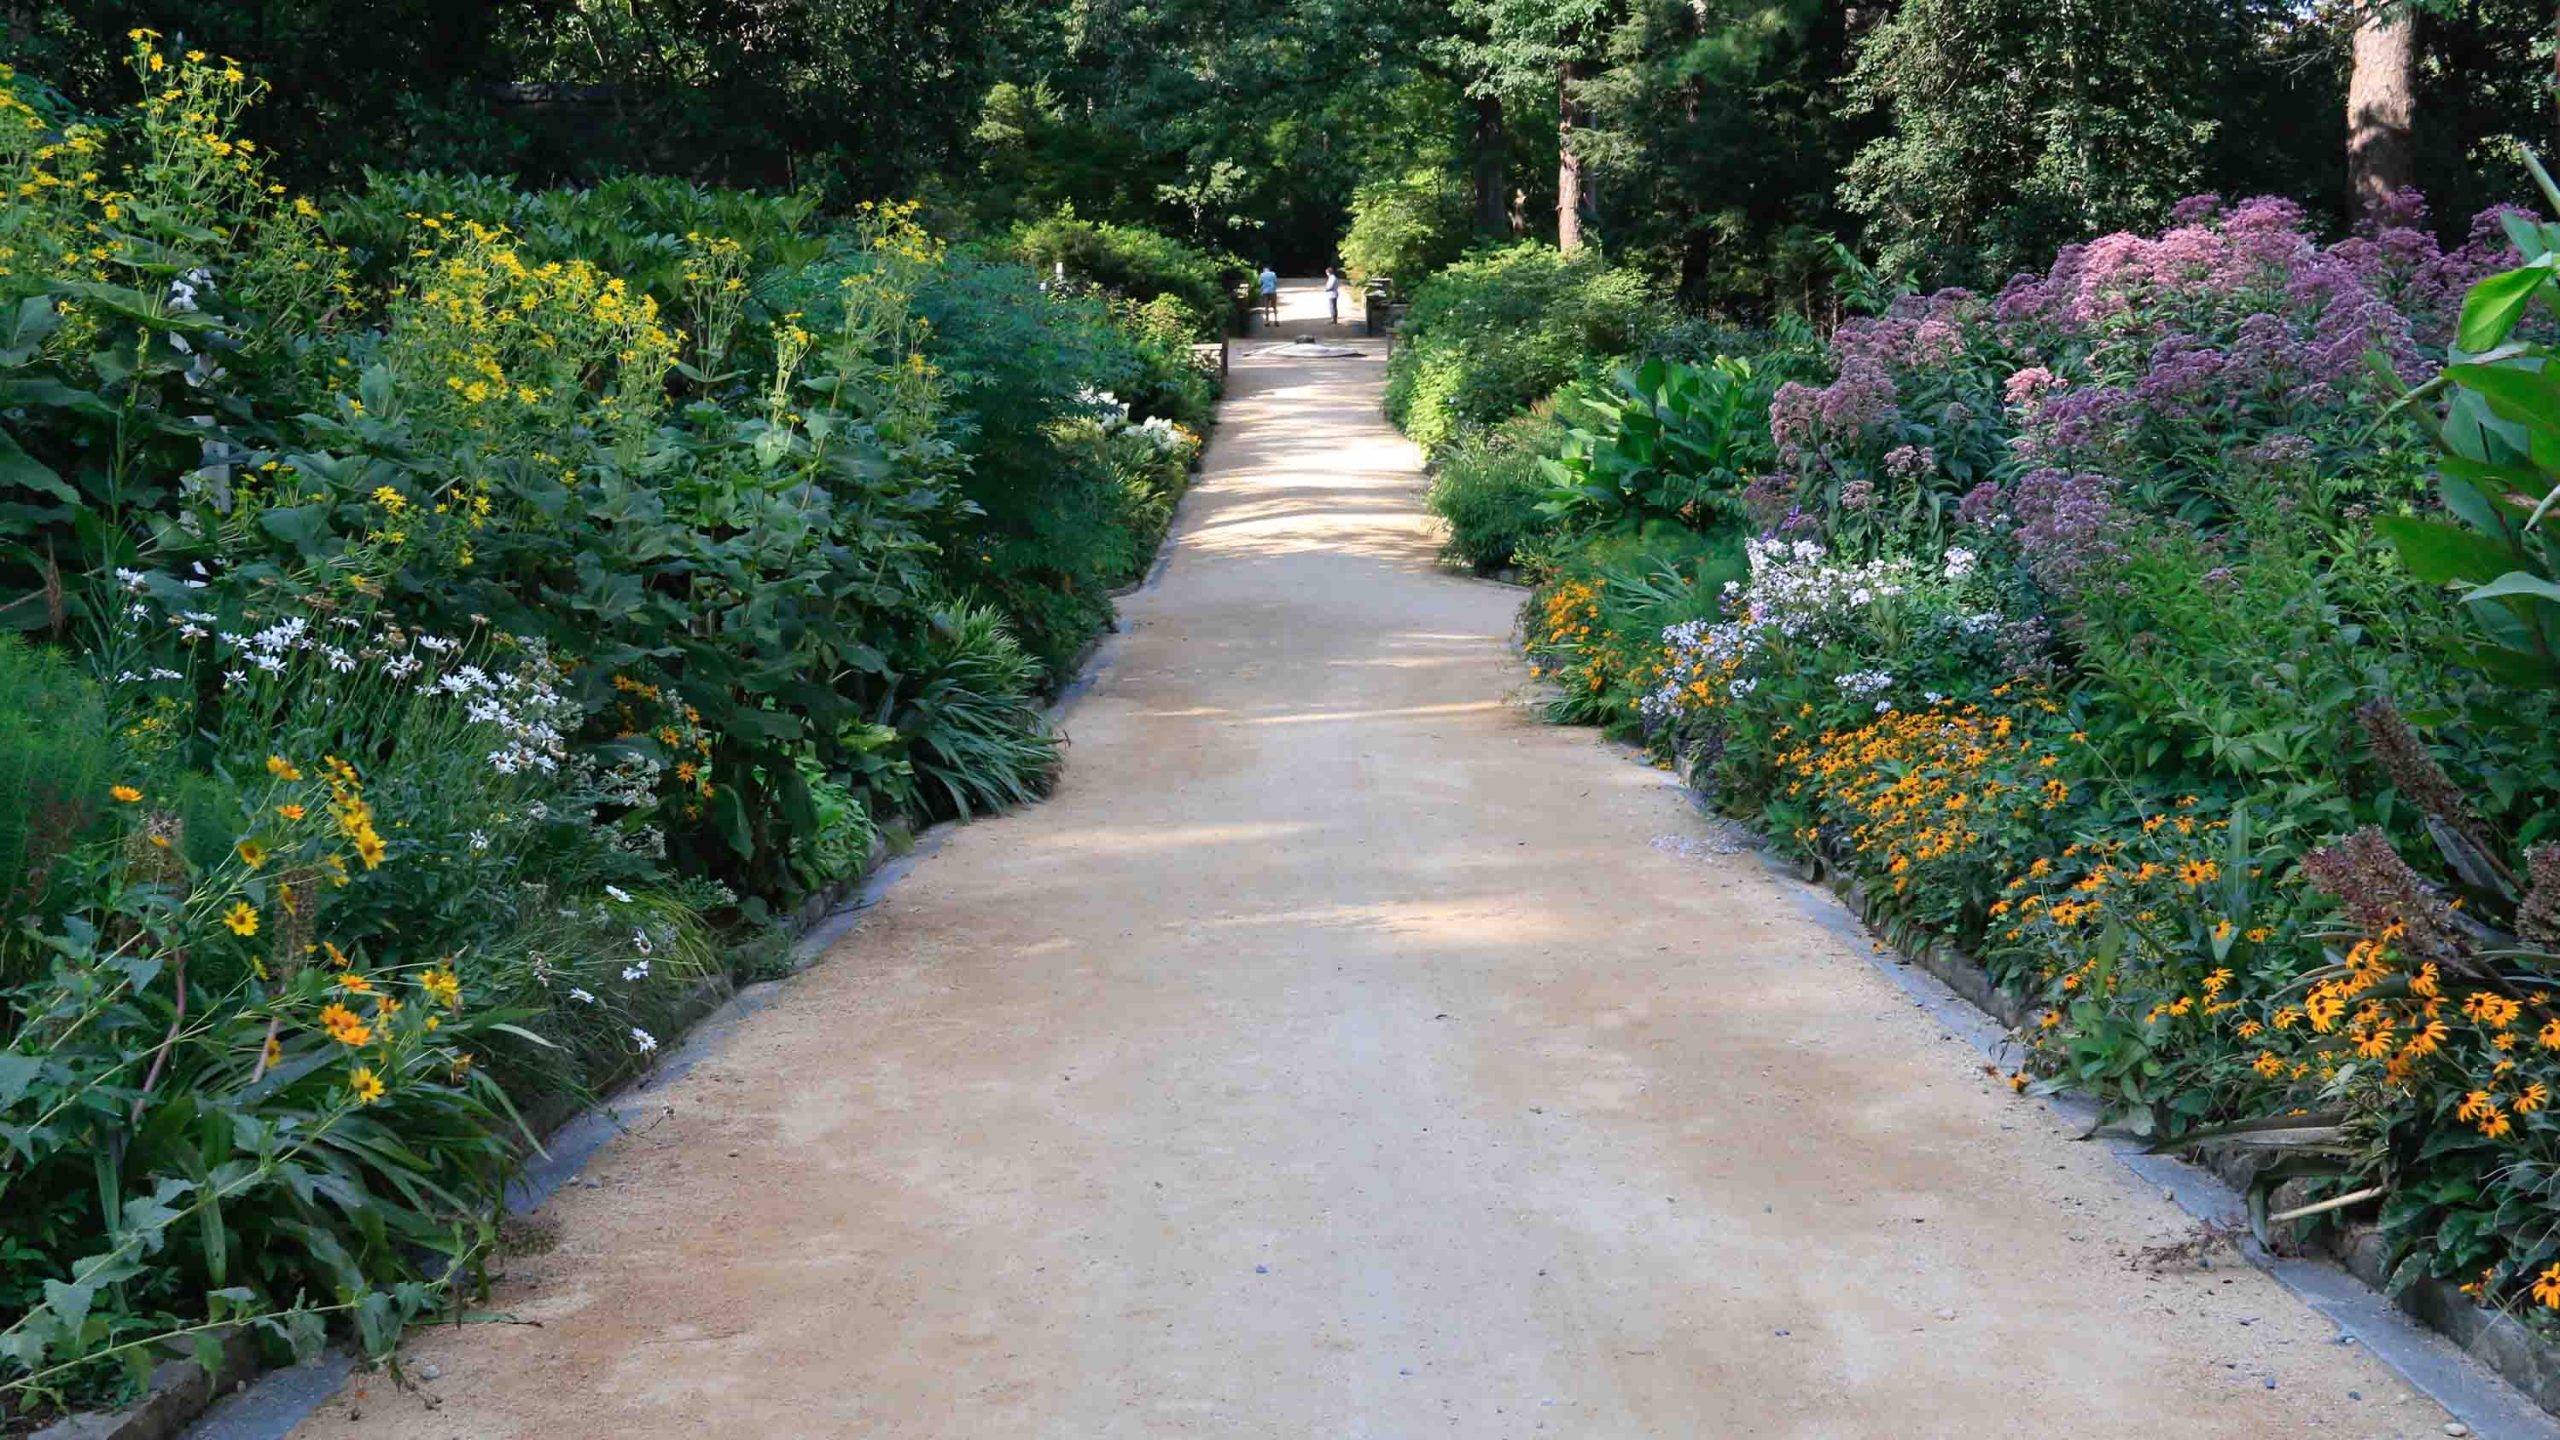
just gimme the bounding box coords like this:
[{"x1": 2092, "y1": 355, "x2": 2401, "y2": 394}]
[{"x1": 2008, "y1": 470, "x2": 2125, "y2": 595}]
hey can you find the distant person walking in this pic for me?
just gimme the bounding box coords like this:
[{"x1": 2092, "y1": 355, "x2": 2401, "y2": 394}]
[
  {"x1": 1257, "y1": 264, "x2": 1279, "y2": 325},
  {"x1": 1323, "y1": 267, "x2": 1342, "y2": 324}
]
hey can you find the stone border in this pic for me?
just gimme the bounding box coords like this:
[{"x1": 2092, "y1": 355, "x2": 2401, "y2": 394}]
[{"x1": 1773, "y1": 837, "x2": 2560, "y2": 1436}]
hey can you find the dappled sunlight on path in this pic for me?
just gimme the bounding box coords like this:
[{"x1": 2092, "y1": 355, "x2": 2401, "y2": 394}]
[{"x1": 289, "y1": 278, "x2": 2453, "y2": 1440}]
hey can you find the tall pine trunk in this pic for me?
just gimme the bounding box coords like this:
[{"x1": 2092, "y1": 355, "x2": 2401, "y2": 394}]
[
  {"x1": 1558, "y1": 58, "x2": 1585, "y2": 252},
  {"x1": 2346, "y1": 2, "x2": 2415, "y2": 227},
  {"x1": 1473, "y1": 94, "x2": 1510, "y2": 236}
]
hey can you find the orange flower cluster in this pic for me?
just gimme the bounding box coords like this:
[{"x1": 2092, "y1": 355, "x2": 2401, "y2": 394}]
[
  {"x1": 2259, "y1": 921, "x2": 2557, "y2": 1142},
  {"x1": 1524, "y1": 579, "x2": 1627, "y2": 700},
  {"x1": 1778, "y1": 701, "x2": 2043, "y2": 896}
]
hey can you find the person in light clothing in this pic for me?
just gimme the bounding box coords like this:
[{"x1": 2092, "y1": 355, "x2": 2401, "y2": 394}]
[
  {"x1": 1257, "y1": 264, "x2": 1279, "y2": 325},
  {"x1": 1324, "y1": 267, "x2": 1344, "y2": 323}
]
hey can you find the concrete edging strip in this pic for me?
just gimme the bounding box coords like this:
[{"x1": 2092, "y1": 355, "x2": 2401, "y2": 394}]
[{"x1": 1744, "y1": 819, "x2": 2560, "y2": 1440}]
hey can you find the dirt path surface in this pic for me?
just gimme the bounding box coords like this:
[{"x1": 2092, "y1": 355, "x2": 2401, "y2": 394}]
[{"x1": 294, "y1": 283, "x2": 2459, "y2": 1438}]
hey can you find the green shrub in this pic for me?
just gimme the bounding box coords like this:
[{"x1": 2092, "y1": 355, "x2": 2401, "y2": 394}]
[
  {"x1": 0, "y1": 639, "x2": 114, "y2": 957},
  {"x1": 1341, "y1": 171, "x2": 1470, "y2": 295},
  {"x1": 1428, "y1": 412, "x2": 1564, "y2": 573},
  {"x1": 999, "y1": 211, "x2": 1239, "y2": 339},
  {"x1": 1383, "y1": 243, "x2": 1664, "y2": 457}
]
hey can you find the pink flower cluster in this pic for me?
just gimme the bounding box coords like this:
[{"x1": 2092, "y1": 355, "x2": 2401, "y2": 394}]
[
  {"x1": 1990, "y1": 193, "x2": 2517, "y2": 404},
  {"x1": 1768, "y1": 191, "x2": 2525, "y2": 490}
]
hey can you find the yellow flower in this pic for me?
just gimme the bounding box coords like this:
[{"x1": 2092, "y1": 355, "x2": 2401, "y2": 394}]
[
  {"x1": 2210, "y1": 919, "x2": 2233, "y2": 943},
  {"x1": 222, "y1": 901, "x2": 259, "y2": 936},
  {"x1": 277, "y1": 803, "x2": 306, "y2": 821},
  {"x1": 2177, "y1": 859, "x2": 2219, "y2": 888},
  {"x1": 261, "y1": 1034, "x2": 282, "y2": 1069},
  {"x1": 420, "y1": 966, "x2": 463, "y2": 1009},
  {"x1": 348, "y1": 1065, "x2": 385, "y2": 1104},
  {"x1": 110, "y1": 784, "x2": 143, "y2": 803},
  {"x1": 352, "y1": 828, "x2": 387, "y2": 869},
  {"x1": 236, "y1": 839, "x2": 268, "y2": 870},
  {"x1": 337, "y1": 972, "x2": 374, "y2": 996},
  {"x1": 267, "y1": 755, "x2": 302, "y2": 780},
  {"x1": 2535, "y1": 1264, "x2": 2560, "y2": 1309}
]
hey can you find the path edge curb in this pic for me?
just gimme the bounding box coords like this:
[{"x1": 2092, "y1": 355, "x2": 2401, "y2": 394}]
[{"x1": 1707, "y1": 783, "x2": 2560, "y2": 1438}]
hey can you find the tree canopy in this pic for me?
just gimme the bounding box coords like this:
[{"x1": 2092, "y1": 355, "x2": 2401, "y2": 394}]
[{"x1": 5, "y1": 0, "x2": 2551, "y2": 307}]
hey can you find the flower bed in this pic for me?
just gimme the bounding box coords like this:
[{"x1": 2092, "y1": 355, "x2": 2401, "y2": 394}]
[
  {"x1": 1440, "y1": 188, "x2": 2560, "y2": 1342},
  {"x1": 0, "y1": 37, "x2": 1212, "y2": 1423}
]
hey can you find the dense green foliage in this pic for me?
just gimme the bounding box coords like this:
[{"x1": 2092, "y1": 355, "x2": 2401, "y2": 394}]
[
  {"x1": 1835, "y1": 0, "x2": 2337, "y2": 285},
  {"x1": 0, "y1": 40, "x2": 1204, "y2": 1417},
  {"x1": 1426, "y1": 411, "x2": 1562, "y2": 573},
  {"x1": 994, "y1": 212, "x2": 1242, "y2": 338},
  {"x1": 1383, "y1": 244, "x2": 1661, "y2": 456}
]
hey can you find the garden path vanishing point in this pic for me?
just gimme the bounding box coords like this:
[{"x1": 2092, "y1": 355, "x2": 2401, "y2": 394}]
[{"x1": 289, "y1": 283, "x2": 2483, "y2": 1438}]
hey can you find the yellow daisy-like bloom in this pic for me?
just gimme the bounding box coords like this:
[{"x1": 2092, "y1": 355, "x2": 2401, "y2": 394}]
[
  {"x1": 236, "y1": 839, "x2": 268, "y2": 870},
  {"x1": 111, "y1": 784, "x2": 143, "y2": 803},
  {"x1": 277, "y1": 803, "x2": 306, "y2": 821},
  {"x1": 352, "y1": 828, "x2": 387, "y2": 869},
  {"x1": 420, "y1": 966, "x2": 463, "y2": 1009},
  {"x1": 267, "y1": 755, "x2": 302, "y2": 781},
  {"x1": 222, "y1": 901, "x2": 258, "y2": 936},
  {"x1": 2535, "y1": 1264, "x2": 2560, "y2": 1309},
  {"x1": 348, "y1": 1065, "x2": 385, "y2": 1105},
  {"x1": 337, "y1": 972, "x2": 374, "y2": 997},
  {"x1": 2177, "y1": 859, "x2": 2219, "y2": 888},
  {"x1": 261, "y1": 1034, "x2": 283, "y2": 1069}
]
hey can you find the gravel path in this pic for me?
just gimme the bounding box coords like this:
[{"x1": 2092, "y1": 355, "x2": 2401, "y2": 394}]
[{"x1": 290, "y1": 282, "x2": 2459, "y2": 1438}]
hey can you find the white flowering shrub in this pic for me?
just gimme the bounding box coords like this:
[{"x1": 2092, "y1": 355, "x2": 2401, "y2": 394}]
[{"x1": 1639, "y1": 537, "x2": 2031, "y2": 741}]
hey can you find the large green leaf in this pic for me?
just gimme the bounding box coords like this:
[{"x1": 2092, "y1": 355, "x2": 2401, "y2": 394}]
[
  {"x1": 2376, "y1": 514, "x2": 2521, "y2": 585},
  {"x1": 2464, "y1": 570, "x2": 2560, "y2": 608},
  {"x1": 2456, "y1": 262, "x2": 2553, "y2": 352},
  {"x1": 2447, "y1": 361, "x2": 2560, "y2": 437}
]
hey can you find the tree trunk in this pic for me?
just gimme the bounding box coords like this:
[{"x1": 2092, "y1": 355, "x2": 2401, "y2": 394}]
[
  {"x1": 1473, "y1": 94, "x2": 1509, "y2": 236},
  {"x1": 1558, "y1": 58, "x2": 1584, "y2": 252},
  {"x1": 2346, "y1": 2, "x2": 2416, "y2": 228}
]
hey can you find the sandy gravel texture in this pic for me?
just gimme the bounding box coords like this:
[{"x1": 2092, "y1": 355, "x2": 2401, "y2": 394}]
[{"x1": 292, "y1": 284, "x2": 2456, "y2": 1438}]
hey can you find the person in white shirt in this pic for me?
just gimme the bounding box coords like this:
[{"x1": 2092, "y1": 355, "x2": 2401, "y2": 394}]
[{"x1": 1323, "y1": 267, "x2": 1342, "y2": 324}]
